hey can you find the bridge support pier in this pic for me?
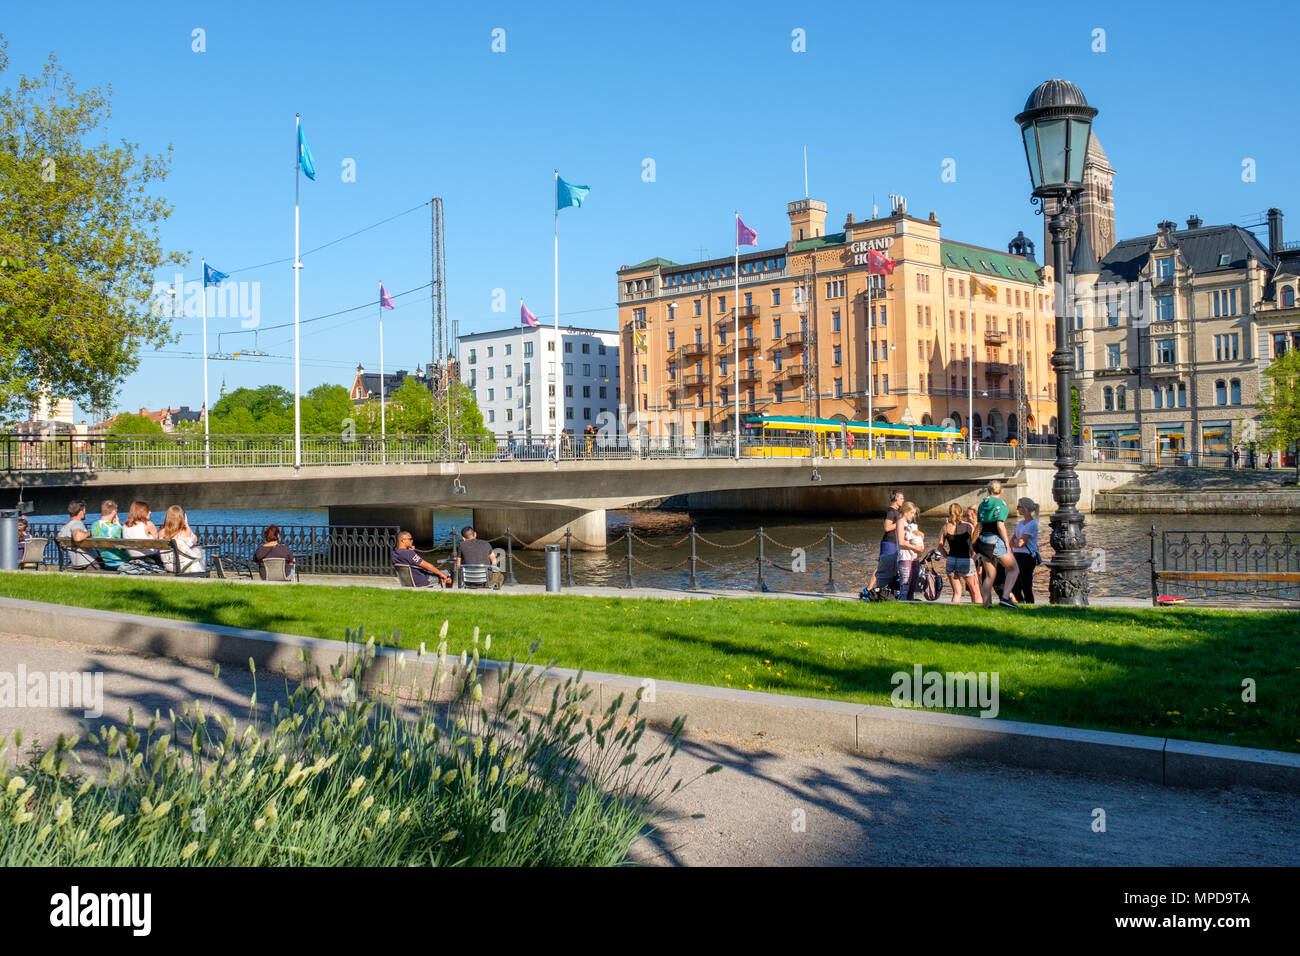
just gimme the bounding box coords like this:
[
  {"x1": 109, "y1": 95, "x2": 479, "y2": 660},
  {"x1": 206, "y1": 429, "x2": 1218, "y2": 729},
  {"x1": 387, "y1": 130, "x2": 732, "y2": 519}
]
[{"x1": 472, "y1": 507, "x2": 607, "y2": 551}]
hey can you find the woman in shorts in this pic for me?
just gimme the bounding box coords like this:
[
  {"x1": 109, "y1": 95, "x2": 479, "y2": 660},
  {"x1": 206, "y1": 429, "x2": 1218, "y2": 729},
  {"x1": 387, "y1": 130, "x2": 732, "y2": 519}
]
[
  {"x1": 939, "y1": 503, "x2": 981, "y2": 604},
  {"x1": 975, "y1": 480, "x2": 1019, "y2": 609}
]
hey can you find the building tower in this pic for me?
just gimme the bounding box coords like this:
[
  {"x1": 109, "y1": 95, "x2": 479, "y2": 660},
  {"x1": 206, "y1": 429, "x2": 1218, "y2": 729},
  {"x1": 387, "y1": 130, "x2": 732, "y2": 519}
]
[{"x1": 1044, "y1": 134, "x2": 1116, "y2": 263}]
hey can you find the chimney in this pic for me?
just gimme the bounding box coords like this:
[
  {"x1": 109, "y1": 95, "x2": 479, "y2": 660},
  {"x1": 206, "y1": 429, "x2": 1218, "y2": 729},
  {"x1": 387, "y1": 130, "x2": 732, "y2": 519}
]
[
  {"x1": 1267, "y1": 207, "x2": 1284, "y2": 255},
  {"x1": 1157, "y1": 220, "x2": 1177, "y2": 237},
  {"x1": 1186, "y1": 214, "x2": 1202, "y2": 230}
]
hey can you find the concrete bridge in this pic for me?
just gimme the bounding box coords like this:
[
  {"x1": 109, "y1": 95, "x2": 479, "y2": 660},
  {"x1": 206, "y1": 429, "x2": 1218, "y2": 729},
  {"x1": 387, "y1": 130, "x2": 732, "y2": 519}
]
[{"x1": 3, "y1": 456, "x2": 1142, "y2": 549}]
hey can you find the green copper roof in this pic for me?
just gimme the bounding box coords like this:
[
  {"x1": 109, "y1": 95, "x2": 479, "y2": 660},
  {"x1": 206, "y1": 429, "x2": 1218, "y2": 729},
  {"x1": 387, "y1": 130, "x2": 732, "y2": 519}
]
[
  {"x1": 627, "y1": 256, "x2": 678, "y2": 270},
  {"x1": 941, "y1": 241, "x2": 1043, "y2": 285},
  {"x1": 791, "y1": 232, "x2": 847, "y2": 252}
]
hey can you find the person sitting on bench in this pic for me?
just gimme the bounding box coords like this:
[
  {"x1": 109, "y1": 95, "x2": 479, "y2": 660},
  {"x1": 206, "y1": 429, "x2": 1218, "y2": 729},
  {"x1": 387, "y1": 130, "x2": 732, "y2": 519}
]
[
  {"x1": 392, "y1": 531, "x2": 451, "y2": 588},
  {"x1": 58, "y1": 500, "x2": 98, "y2": 569}
]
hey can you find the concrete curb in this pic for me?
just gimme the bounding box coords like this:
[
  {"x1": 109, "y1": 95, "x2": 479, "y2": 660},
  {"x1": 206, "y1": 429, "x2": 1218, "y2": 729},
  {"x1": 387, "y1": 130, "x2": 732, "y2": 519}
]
[{"x1": 2, "y1": 596, "x2": 1297, "y2": 794}]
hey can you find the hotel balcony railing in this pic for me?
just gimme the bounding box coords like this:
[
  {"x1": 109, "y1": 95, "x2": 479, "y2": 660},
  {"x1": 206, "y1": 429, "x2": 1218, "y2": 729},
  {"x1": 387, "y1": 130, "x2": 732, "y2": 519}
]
[
  {"x1": 985, "y1": 363, "x2": 1010, "y2": 377},
  {"x1": 738, "y1": 304, "x2": 760, "y2": 319},
  {"x1": 721, "y1": 334, "x2": 760, "y2": 351},
  {"x1": 783, "y1": 364, "x2": 810, "y2": 380},
  {"x1": 677, "y1": 341, "x2": 708, "y2": 359},
  {"x1": 984, "y1": 329, "x2": 1008, "y2": 346},
  {"x1": 737, "y1": 369, "x2": 761, "y2": 383},
  {"x1": 781, "y1": 331, "x2": 807, "y2": 348},
  {"x1": 681, "y1": 372, "x2": 709, "y2": 387}
]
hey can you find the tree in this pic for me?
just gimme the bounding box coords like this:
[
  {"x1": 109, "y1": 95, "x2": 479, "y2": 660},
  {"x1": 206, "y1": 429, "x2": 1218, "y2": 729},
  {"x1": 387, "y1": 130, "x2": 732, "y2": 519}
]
[
  {"x1": 106, "y1": 412, "x2": 163, "y2": 435},
  {"x1": 1260, "y1": 348, "x2": 1300, "y2": 483},
  {"x1": 303, "y1": 383, "x2": 355, "y2": 436},
  {"x1": 0, "y1": 38, "x2": 184, "y2": 418}
]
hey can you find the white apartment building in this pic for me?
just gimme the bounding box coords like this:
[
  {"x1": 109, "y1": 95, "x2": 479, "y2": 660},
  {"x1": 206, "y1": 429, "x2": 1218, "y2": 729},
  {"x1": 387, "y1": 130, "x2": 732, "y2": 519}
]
[{"x1": 458, "y1": 324, "x2": 622, "y2": 437}]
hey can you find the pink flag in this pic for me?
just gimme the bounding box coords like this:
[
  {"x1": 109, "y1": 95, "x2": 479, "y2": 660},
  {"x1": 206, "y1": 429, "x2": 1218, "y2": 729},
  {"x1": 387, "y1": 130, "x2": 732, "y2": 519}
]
[
  {"x1": 867, "y1": 249, "x2": 896, "y2": 276},
  {"x1": 521, "y1": 302, "x2": 538, "y2": 327},
  {"x1": 379, "y1": 285, "x2": 396, "y2": 310},
  {"x1": 736, "y1": 214, "x2": 757, "y2": 247}
]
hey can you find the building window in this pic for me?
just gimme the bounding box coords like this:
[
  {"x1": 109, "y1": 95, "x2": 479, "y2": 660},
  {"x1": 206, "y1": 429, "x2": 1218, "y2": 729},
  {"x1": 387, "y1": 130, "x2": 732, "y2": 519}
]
[
  {"x1": 772, "y1": 289, "x2": 781, "y2": 306},
  {"x1": 565, "y1": 407, "x2": 573, "y2": 419},
  {"x1": 564, "y1": 362, "x2": 573, "y2": 375},
  {"x1": 833, "y1": 345, "x2": 842, "y2": 365},
  {"x1": 468, "y1": 349, "x2": 477, "y2": 364},
  {"x1": 881, "y1": 374, "x2": 889, "y2": 394},
  {"x1": 1283, "y1": 286, "x2": 1296, "y2": 308},
  {"x1": 774, "y1": 384, "x2": 784, "y2": 403},
  {"x1": 1230, "y1": 379, "x2": 1241, "y2": 405},
  {"x1": 487, "y1": 410, "x2": 495, "y2": 423},
  {"x1": 1215, "y1": 379, "x2": 1227, "y2": 405},
  {"x1": 1153, "y1": 387, "x2": 1163, "y2": 409},
  {"x1": 1156, "y1": 257, "x2": 1175, "y2": 278},
  {"x1": 1106, "y1": 344, "x2": 1121, "y2": 369},
  {"x1": 692, "y1": 300, "x2": 702, "y2": 317},
  {"x1": 1117, "y1": 386, "x2": 1127, "y2": 411},
  {"x1": 1104, "y1": 386, "x2": 1114, "y2": 410},
  {"x1": 583, "y1": 364, "x2": 591, "y2": 376},
  {"x1": 1178, "y1": 383, "x2": 1187, "y2": 407},
  {"x1": 565, "y1": 385, "x2": 573, "y2": 398},
  {"x1": 948, "y1": 278, "x2": 955, "y2": 295},
  {"x1": 1075, "y1": 346, "x2": 1084, "y2": 372},
  {"x1": 880, "y1": 305, "x2": 888, "y2": 326},
  {"x1": 834, "y1": 378, "x2": 843, "y2": 398},
  {"x1": 917, "y1": 305, "x2": 923, "y2": 326},
  {"x1": 773, "y1": 352, "x2": 783, "y2": 371},
  {"x1": 523, "y1": 342, "x2": 533, "y2": 358},
  {"x1": 505, "y1": 386, "x2": 512, "y2": 399},
  {"x1": 1156, "y1": 338, "x2": 1175, "y2": 364},
  {"x1": 1106, "y1": 308, "x2": 1118, "y2": 327},
  {"x1": 719, "y1": 326, "x2": 727, "y2": 346},
  {"x1": 581, "y1": 343, "x2": 590, "y2": 354},
  {"x1": 582, "y1": 385, "x2": 591, "y2": 398},
  {"x1": 667, "y1": 331, "x2": 675, "y2": 351},
  {"x1": 505, "y1": 408, "x2": 513, "y2": 422},
  {"x1": 1156, "y1": 296, "x2": 1174, "y2": 321},
  {"x1": 718, "y1": 296, "x2": 726, "y2": 313},
  {"x1": 487, "y1": 388, "x2": 494, "y2": 401},
  {"x1": 773, "y1": 318, "x2": 782, "y2": 338},
  {"x1": 1214, "y1": 333, "x2": 1239, "y2": 361},
  {"x1": 832, "y1": 310, "x2": 841, "y2": 332}
]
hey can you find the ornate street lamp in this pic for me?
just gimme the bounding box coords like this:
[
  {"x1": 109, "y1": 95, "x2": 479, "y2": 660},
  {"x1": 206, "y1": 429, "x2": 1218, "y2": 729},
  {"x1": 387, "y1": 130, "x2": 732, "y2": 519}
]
[{"x1": 1015, "y1": 78, "x2": 1097, "y2": 606}]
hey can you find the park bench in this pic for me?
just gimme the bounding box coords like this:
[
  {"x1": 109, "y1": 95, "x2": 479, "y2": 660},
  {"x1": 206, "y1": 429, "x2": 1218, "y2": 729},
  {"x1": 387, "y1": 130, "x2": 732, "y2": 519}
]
[
  {"x1": 1151, "y1": 568, "x2": 1300, "y2": 605},
  {"x1": 54, "y1": 536, "x2": 225, "y2": 578}
]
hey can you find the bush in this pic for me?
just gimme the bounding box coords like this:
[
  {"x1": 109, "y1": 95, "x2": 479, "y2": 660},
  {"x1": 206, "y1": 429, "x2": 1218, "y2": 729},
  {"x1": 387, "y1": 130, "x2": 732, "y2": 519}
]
[{"x1": 0, "y1": 624, "x2": 711, "y2": 866}]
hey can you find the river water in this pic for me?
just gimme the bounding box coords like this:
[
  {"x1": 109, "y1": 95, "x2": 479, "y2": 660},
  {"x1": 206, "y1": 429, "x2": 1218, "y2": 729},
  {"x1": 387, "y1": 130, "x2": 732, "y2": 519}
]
[{"x1": 29, "y1": 506, "x2": 1300, "y2": 601}]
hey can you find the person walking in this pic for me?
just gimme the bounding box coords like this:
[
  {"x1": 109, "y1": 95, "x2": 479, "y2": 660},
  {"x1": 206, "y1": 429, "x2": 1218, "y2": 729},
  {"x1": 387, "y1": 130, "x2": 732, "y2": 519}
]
[
  {"x1": 940, "y1": 503, "x2": 981, "y2": 604},
  {"x1": 975, "y1": 479, "x2": 1019, "y2": 609},
  {"x1": 895, "y1": 501, "x2": 925, "y2": 600},
  {"x1": 866, "y1": 490, "x2": 905, "y2": 592},
  {"x1": 1232, "y1": 444, "x2": 1241, "y2": 470},
  {"x1": 1009, "y1": 497, "x2": 1040, "y2": 605}
]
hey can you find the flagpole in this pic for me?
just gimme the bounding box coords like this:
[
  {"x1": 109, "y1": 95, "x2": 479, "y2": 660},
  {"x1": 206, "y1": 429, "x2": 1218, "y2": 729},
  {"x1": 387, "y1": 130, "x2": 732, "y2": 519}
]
[
  {"x1": 379, "y1": 282, "x2": 387, "y2": 464},
  {"x1": 733, "y1": 213, "x2": 740, "y2": 459},
  {"x1": 201, "y1": 258, "x2": 210, "y2": 468},
  {"x1": 553, "y1": 170, "x2": 560, "y2": 450},
  {"x1": 967, "y1": 281, "x2": 974, "y2": 458},
  {"x1": 293, "y1": 113, "x2": 303, "y2": 473}
]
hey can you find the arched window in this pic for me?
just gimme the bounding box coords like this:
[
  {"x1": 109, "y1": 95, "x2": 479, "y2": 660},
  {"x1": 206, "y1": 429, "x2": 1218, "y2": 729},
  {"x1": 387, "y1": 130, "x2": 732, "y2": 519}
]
[
  {"x1": 1103, "y1": 386, "x2": 1114, "y2": 410},
  {"x1": 949, "y1": 411, "x2": 962, "y2": 428},
  {"x1": 1230, "y1": 379, "x2": 1242, "y2": 405},
  {"x1": 1283, "y1": 286, "x2": 1296, "y2": 308},
  {"x1": 1117, "y1": 386, "x2": 1127, "y2": 411},
  {"x1": 1215, "y1": 379, "x2": 1227, "y2": 405},
  {"x1": 1049, "y1": 416, "x2": 1059, "y2": 434},
  {"x1": 972, "y1": 412, "x2": 983, "y2": 435}
]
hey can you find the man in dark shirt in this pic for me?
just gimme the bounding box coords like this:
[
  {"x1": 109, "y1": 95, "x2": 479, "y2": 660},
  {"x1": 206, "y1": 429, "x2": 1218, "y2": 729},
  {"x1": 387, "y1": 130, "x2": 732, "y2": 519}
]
[
  {"x1": 456, "y1": 526, "x2": 504, "y2": 588},
  {"x1": 392, "y1": 531, "x2": 451, "y2": 587}
]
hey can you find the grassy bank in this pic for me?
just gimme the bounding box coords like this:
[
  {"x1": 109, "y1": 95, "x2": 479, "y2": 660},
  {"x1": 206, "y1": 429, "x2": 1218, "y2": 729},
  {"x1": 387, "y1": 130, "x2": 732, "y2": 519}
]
[{"x1": 1, "y1": 573, "x2": 1297, "y2": 753}]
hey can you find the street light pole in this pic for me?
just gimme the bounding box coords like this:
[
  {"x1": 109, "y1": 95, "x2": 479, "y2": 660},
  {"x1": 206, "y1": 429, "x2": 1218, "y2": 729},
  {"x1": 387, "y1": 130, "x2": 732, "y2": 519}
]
[{"x1": 1016, "y1": 78, "x2": 1096, "y2": 606}]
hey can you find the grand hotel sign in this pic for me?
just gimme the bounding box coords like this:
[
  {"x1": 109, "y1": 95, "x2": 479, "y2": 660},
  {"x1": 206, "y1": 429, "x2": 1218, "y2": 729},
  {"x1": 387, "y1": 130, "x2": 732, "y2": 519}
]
[{"x1": 846, "y1": 236, "x2": 895, "y2": 266}]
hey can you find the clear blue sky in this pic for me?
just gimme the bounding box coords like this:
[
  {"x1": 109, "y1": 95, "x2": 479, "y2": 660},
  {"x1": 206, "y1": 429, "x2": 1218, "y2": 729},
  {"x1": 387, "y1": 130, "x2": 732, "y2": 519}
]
[{"x1": 5, "y1": 0, "x2": 1296, "y2": 419}]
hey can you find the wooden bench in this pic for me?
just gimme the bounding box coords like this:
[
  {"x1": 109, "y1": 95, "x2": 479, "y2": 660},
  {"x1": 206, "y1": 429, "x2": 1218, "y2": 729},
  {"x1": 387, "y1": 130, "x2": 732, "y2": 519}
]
[
  {"x1": 1151, "y1": 569, "x2": 1300, "y2": 605},
  {"x1": 53, "y1": 536, "x2": 218, "y2": 577}
]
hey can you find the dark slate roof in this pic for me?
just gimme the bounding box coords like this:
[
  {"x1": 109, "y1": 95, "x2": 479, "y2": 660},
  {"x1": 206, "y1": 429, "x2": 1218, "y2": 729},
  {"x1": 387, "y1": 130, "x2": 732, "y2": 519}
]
[
  {"x1": 357, "y1": 369, "x2": 427, "y2": 398},
  {"x1": 1097, "y1": 224, "x2": 1274, "y2": 284},
  {"x1": 1071, "y1": 221, "x2": 1099, "y2": 274},
  {"x1": 171, "y1": 406, "x2": 203, "y2": 424}
]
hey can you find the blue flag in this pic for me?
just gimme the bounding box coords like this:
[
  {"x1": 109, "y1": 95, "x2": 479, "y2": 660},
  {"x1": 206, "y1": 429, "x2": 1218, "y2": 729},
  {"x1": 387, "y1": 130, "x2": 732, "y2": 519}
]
[
  {"x1": 203, "y1": 263, "x2": 229, "y2": 287},
  {"x1": 556, "y1": 175, "x2": 589, "y2": 210},
  {"x1": 298, "y1": 123, "x2": 317, "y2": 181}
]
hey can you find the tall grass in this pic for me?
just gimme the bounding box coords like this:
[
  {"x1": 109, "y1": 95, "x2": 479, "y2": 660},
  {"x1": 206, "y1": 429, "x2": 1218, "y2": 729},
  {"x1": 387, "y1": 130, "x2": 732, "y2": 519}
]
[{"x1": 0, "y1": 624, "x2": 714, "y2": 866}]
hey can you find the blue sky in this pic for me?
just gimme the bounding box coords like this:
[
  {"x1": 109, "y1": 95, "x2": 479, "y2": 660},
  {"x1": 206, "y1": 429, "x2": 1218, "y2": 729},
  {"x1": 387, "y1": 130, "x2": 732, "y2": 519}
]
[{"x1": 5, "y1": 0, "x2": 1296, "y2": 418}]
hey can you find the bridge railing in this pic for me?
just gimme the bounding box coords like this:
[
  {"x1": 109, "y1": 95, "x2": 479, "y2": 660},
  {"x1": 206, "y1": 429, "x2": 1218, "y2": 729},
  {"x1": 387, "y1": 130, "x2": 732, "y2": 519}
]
[{"x1": 3, "y1": 431, "x2": 1079, "y2": 475}]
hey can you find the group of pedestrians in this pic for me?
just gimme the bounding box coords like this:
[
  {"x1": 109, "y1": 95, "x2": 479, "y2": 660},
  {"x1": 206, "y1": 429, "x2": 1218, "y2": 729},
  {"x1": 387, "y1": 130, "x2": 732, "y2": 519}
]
[{"x1": 867, "y1": 481, "x2": 1039, "y2": 607}]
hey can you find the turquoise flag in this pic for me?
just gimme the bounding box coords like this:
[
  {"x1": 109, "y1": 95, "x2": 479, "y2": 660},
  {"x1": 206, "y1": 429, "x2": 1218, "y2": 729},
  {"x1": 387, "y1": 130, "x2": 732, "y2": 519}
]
[
  {"x1": 556, "y1": 175, "x2": 589, "y2": 210},
  {"x1": 298, "y1": 123, "x2": 317, "y2": 181}
]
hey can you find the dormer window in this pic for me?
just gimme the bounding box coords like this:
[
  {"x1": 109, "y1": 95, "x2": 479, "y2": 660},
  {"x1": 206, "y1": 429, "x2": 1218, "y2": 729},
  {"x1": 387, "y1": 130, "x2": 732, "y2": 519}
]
[
  {"x1": 1219, "y1": 253, "x2": 1231, "y2": 267},
  {"x1": 1156, "y1": 257, "x2": 1175, "y2": 278}
]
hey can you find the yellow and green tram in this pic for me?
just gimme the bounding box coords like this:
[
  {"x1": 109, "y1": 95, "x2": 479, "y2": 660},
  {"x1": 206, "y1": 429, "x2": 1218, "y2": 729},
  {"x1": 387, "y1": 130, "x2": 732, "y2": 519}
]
[{"x1": 742, "y1": 415, "x2": 965, "y2": 460}]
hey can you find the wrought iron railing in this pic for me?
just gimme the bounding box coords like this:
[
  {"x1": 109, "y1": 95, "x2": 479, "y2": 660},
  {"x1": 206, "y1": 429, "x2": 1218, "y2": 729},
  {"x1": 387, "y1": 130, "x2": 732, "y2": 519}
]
[{"x1": 1151, "y1": 527, "x2": 1300, "y2": 604}]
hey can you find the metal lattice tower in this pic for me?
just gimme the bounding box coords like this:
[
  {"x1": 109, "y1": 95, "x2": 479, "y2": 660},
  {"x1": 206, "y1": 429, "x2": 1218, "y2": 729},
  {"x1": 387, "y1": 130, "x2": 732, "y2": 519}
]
[{"x1": 432, "y1": 197, "x2": 447, "y2": 385}]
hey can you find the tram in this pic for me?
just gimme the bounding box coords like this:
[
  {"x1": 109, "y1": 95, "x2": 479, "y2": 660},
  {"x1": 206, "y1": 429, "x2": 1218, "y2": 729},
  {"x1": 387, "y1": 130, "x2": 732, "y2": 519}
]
[{"x1": 741, "y1": 415, "x2": 965, "y2": 459}]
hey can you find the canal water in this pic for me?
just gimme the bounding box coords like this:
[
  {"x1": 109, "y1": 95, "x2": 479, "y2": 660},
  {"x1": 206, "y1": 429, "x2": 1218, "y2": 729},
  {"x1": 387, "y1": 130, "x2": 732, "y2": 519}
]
[{"x1": 28, "y1": 506, "x2": 1300, "y2": 600}]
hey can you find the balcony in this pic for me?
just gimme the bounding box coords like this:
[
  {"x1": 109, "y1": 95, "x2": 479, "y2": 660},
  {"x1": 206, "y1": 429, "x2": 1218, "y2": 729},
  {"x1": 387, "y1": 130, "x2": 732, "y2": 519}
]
[
  {"x1": 681, "y1": 372, "x2": 709, "y2": 387},
  {"x1": 985, "y1": 363, "x2": 1010, "y2": 378},
  {"x1": 784, "y1": 331, "x2": 808, "y2": 348},
  {"x1": 738, "y1": 304, "x2": 760, "y2": 319},
  {"x1": 1146, "y1": 362, "x2": 1185, "y2": 378},
  {"x1": 677, "y1": 341, "x2": 708, "y2": 359},
  {"x1": 738, "y1": 368, "x2": 761, "y2": 383},
  {"x1": 736, "y1": 335, "x2": 760, "y2": 351},
  {"x1": 984, "y1": 329, "x2": 1008, "y2": 346},
  {"x1": 783, "y1": 364, "x2": 810, "y2": 381}
]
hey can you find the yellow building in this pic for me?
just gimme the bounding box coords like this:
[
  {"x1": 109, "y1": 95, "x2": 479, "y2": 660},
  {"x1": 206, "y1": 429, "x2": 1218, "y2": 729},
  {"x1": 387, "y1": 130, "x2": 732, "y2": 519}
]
[{"x1": 617, "y1": 198, "x2": 1060, "y2": 444}]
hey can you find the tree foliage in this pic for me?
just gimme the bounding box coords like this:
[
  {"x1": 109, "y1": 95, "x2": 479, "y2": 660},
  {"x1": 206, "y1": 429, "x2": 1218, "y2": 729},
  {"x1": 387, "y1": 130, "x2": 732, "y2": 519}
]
[
  {"x1": 106, "y1": 412, "x2": 164, "y2": 436},
  {"x1": 1260, "y1": 348, "x2": 1300, "y2": 481},
  {"x1": 0, "y1": 37, "x2": 184, "y2": 418}
]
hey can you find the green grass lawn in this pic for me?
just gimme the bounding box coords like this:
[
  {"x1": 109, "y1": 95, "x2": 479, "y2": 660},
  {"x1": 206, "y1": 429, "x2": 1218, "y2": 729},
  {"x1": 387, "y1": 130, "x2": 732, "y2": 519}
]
[{"x1": 2, "y1": 573, "x2": 1297, "y2": 753}]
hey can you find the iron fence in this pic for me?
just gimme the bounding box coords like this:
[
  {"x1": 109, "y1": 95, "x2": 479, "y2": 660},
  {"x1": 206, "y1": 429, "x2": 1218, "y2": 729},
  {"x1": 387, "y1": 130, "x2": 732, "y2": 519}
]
[
  {"x1": 2, "y1": 431, "x2": 1083, "y2": 474},
  {"x1": 1151, "y1": 527, "x2": 1300, "y2": 604}
]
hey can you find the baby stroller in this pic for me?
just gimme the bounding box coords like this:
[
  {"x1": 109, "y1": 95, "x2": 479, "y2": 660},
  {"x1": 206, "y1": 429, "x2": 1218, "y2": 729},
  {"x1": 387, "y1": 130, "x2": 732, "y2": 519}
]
[{"x1": 860, "y1": 548, "x2": 947, "y2": 602}]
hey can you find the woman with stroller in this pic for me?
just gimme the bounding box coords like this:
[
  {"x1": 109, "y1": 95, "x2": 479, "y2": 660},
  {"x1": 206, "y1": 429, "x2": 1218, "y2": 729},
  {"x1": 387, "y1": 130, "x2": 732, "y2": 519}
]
[
  {"x1": 895, "y1": 501, "x2": 927, "y2": 599},
  {"x1": 939, "y1": 503, "x2": 982, "y2": 604}
]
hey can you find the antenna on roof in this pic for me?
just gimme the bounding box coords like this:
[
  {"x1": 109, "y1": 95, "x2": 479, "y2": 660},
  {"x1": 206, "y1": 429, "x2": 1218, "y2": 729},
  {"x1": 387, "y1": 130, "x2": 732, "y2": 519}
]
[{"x1": 803, "y1": 145, "x2": 809, "y2": 199}]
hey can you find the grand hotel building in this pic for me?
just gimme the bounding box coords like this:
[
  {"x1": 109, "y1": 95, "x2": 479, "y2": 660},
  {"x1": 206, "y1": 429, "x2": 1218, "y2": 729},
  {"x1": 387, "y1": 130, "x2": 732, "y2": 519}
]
[{"x1": 617, "y1": 198, "x2": 1060, "y2": 444}]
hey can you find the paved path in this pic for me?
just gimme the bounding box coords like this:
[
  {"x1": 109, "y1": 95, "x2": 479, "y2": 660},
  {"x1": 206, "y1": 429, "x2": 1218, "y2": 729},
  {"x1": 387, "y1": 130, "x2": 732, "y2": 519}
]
[{"x1": 2, "y1": 633, "x2": 1296, "y2": 866}]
